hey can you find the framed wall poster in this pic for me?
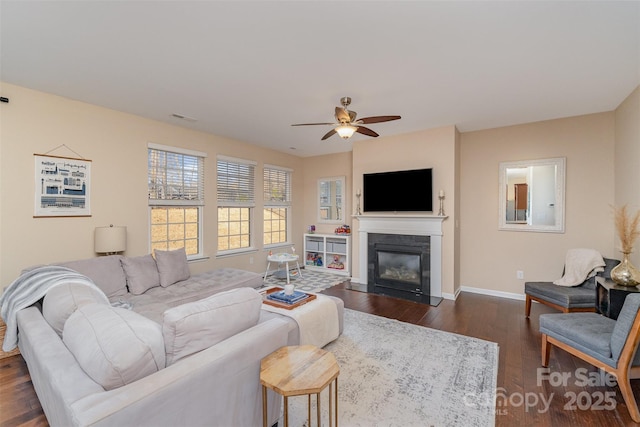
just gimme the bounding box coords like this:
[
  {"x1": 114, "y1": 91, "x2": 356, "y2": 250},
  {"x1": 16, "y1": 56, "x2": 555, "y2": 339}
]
[{"x1": 34, "y1": 154, "x2": 92, "y2": 217}]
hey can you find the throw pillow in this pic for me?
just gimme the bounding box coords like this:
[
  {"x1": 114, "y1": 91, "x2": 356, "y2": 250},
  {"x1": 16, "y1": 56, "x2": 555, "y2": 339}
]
[
  {"x1": 63, "y1": 304, "x2": 165, "y2": 390},
  {"x1": 121, "y1": 254, "x2": 160, "y2": 295},
  {"x1": 154, "y1": 248, "x2": 190, "y2": 287},
  {"x1": 42, "y1": 283, "x2": 110, "y2": 337},
  {"x1": 59, "y1": 255, "x2": 128, "y2": 298},
  {"x1": 162, "y1": 287, "x2": 262, "y2": 365}
]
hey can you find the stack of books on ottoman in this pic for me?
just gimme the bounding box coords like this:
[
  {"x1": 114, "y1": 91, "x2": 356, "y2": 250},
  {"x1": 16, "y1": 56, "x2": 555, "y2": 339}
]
[
  {"x1": 262, "y1": 287, "x2": 316, "y2": 310},
  {"x1": 267, "y1": 290, "x2": 308, "y2": 304}
]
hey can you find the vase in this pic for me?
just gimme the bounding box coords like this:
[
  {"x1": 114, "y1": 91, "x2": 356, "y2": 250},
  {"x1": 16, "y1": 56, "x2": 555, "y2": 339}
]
[{"x1": 611, "y1": 252, "x2": 640, "y2": 287}]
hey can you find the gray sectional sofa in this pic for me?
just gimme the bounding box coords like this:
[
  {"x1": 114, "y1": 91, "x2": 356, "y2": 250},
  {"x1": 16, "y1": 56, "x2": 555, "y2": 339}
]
[{"x1": 10, "y1": 250, "x2": 344, "y2": 427}]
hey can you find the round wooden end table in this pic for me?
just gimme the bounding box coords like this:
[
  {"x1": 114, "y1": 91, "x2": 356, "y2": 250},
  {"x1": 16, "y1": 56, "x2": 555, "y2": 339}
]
[{"x1": 260, "y1": 345, "x2": 340, "y2": 427}]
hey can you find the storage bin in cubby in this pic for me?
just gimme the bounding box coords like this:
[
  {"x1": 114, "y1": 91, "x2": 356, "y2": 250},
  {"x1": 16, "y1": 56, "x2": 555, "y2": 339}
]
[{"x1": 329, "y1": 242, "x2": 346, "y2": 254}]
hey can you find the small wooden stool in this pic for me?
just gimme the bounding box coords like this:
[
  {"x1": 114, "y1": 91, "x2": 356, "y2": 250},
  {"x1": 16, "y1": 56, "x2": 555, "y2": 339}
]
[{"x1": 260, "y1": 345, "x2": 339, "y2": 427}]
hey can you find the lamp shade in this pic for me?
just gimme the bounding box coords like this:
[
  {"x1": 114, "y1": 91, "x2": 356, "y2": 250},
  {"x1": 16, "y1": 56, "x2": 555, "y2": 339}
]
[
  {"x1": 336, "y1": 125, "x2": 357, "y2": 139},
  {"x1": 95, "y1": 225, "x2": 127, "y2": 254}
]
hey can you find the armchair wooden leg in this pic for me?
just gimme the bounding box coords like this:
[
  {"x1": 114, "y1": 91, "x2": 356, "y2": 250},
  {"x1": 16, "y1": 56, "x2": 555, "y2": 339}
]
[
  {"x1": 525, "y1": 295, "x2": 532, "y2": 318},
  {"x1": 541, "y1": 334, "x2": 551, "y2": 367},
  {"x1": 617, "y1": 371, "x2": 640, "y2": 422}
]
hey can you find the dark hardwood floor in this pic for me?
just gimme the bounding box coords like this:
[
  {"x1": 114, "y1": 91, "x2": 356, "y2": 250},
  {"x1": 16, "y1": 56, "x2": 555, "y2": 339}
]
[{"x1": 2, "y1": 282, "x2": 639, "y2": 426}]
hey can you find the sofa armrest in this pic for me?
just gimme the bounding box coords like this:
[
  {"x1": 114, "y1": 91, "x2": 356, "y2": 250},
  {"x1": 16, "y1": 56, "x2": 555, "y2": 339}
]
[
  {"x1": 70, "y1": 318, "x2": 290, "y2": 427},
  {"x1": 17, "y1": 307, "x2": 105, "y2": 427}
]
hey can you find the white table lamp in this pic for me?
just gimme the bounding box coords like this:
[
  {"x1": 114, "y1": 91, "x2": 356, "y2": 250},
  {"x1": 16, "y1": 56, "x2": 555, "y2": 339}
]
[{"x1": 95, "y1": 225, "x2": 127, "y2": 255}]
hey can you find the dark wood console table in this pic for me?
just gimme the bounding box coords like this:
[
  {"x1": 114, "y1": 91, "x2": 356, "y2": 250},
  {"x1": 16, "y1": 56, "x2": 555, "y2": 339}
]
[{"x1": 596, "y1": 277, "x2": 640, "y2": 320}]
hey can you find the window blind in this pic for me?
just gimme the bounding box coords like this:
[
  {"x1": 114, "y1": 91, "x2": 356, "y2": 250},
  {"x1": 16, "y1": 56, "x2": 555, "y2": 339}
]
[
  {"x1": 217, "y1": 157, "x2": 255, "y2": 206},
  {"x1": 264, "y1": 166, "x2": 291, "y2": 205},
  {"x1": 148, "y1": 147, "x2": 204, "y2": 206}
]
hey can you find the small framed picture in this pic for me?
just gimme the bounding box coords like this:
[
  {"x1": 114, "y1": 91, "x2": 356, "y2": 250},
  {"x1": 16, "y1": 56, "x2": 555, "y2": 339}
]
[{"x1": 34, "y1": 154, "x2": 92, "y2": 217}]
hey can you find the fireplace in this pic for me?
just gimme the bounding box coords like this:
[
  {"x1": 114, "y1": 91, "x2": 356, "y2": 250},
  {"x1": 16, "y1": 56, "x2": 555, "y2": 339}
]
[
  {"x1": 368, "y1": 233, "x2": 432, "y2": 304},
  {"x1": 355, "y1": 214, "x2": 445, "y2": 306}
]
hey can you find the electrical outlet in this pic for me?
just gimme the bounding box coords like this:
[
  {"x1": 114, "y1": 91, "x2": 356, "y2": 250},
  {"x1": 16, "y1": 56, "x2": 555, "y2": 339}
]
[
  {"x1": 517, "y1": 270, "x2": 524, "y2": 280},
  {"x1": 249, "y1": 256, "x2": 254, "y2": 265}
]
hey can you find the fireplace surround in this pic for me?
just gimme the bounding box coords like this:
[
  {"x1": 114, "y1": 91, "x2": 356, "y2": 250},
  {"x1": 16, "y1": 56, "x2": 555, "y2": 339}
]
[{"x1": 355, "y1": 214, "x2": 445, "y2": 306}]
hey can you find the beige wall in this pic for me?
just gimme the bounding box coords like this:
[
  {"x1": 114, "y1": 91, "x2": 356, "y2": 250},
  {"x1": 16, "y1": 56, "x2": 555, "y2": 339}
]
[
  {"x1": 301, "y1": 152, "x2": 353, "y2": 236},
  {"x1": 614, "y1": 86, "x2": 640, "y2": 266},
  {"x1": 2, "y1": 81, "x2": 637, "y2": 299},
  {"x1": 350, "y1": 126, "x2": 459, "y2": 296},
  {"x1": 0, "y1": 83, "x2": 305, "y2": 288},
  {"x1": 459, "y1": 112, "x2": 616, "y2": 296}
]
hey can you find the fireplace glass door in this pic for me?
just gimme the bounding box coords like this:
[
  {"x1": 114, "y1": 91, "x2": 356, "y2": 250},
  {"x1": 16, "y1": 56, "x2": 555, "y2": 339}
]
[{"x1": 377, "y1": 251, "x2": 421, "y2": 287}]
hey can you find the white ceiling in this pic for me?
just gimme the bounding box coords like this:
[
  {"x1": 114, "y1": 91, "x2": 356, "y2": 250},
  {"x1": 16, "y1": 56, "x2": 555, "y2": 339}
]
[{"x1": 1, "y1": 1, "x2": 639, "y2": 157}]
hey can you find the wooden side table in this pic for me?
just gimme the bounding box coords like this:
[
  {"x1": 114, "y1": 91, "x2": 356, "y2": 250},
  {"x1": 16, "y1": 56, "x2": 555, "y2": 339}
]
[
  {"x1": 0, "y1": 317, "x2": 20, "y2": 359},
  {"x1": 260, "y1": 345, "x2": 339, "y2": 427},
  {"x1": 596, "y1": 277, "x2": 640, "y2": 320}
]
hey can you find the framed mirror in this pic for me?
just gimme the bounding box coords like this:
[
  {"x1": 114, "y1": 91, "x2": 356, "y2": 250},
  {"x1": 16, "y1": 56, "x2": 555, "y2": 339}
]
[
  {"x1": 318, "y1": 176, "x2": 345, "y2": 223},
  {"x1": 498, "y1": 157, "x2": 566, "y2": 233}
]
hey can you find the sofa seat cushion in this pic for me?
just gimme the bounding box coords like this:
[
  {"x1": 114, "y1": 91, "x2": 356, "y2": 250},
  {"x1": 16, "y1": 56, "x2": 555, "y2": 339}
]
[
  {"x1": 59, "y1": 255, "x2": 128, "y2": 299},
  {"x1": 540, "y1": 312, "x2": 616, "y2": 365},
  {"x1": 124, "y1": 268, "x2": 264, "y2": 323},
  {"x1": 121, "y1": 254, "x2": 160, "y2": 295},
  {"x1": 63, "y1": 304, "x2": 165, "y2": 390},
  {"x1": 42, "y1": 283, "x2": 110, "y2": 337},
  {"x1": 525, "y1": 281, "x2": 595, "y2": 308},
  {"x1": 162, "y1": 287, "x2": 262, "y2": 365}
]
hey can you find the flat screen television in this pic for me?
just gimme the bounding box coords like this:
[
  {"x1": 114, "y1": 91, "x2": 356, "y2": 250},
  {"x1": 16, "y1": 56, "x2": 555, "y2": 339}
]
[{"x1": 363, "y1": 168, "x2": 433, "y2": 212}]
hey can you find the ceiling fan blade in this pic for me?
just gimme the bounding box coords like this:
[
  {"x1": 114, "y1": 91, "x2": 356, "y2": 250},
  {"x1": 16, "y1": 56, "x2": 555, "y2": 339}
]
[
  {"x1": 357, "y1": 115, "x2": 401, "y2": 124},
  {"x1": 356, "y1": 126, "x2": 379, "y2": 138},
  {"x1": 291, "y1": 122, "x2": 334, "y2": 126},
  {"x1": 321, "y1": 129, "x2": 337, "y2": 140},
  {"x1": 335, "y1": 107, "x2": 351, "y2": 123}
]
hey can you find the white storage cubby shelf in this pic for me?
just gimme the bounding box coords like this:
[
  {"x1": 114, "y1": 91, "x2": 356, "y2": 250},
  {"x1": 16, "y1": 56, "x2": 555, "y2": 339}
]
[{"x1": 303, "y1": 233, "x2": 351, "y2": 276}]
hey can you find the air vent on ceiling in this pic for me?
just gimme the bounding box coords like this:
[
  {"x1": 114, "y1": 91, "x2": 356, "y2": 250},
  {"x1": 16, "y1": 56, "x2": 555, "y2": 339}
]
[{"x1": 171, "y1": 113, "x2": 198, "y2": 122}]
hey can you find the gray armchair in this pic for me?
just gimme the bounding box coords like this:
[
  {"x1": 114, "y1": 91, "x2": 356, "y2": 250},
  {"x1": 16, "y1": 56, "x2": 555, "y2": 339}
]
[
  {"x1": 540, "y1": 293, "x2": 640, "y2": 422},
  {"x1": 525, "y1": 257, "x2": 619, "y2": 317}
]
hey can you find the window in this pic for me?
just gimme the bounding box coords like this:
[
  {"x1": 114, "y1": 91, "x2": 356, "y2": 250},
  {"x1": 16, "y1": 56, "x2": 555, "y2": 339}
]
[
  {"x1": 264, "y1": 165, "x2": 291, "y2": 246},
  {"x1": 148, "y1": 143, "x2": 206, "y2": 257},
  {"x1": 217, "y1": 156, "x2": 255, "y2": 254}
]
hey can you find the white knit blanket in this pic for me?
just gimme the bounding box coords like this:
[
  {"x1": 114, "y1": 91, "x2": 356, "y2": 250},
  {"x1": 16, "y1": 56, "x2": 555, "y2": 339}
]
[
  {"x1": 261, "y1": 293, "x2": 339, "y2": 348},
  {"x1": 553, "y1": 248, "x2": 605, "y2": 287},
  {"x1": 0, "y1": 266, "x2": 103, "y2": 351}
]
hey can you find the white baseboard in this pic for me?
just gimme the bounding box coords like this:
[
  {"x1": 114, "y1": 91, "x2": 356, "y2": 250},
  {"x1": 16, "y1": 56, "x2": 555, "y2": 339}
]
[
  {"x1": 348, "y1": 278, "x2": 525, "y2": 302},
  {"x1": 441, "y1": 289, "x2": 460, "y2": 301},
  {"x1": 460, "y1": 285, "x2": 525, "y2": 301}
]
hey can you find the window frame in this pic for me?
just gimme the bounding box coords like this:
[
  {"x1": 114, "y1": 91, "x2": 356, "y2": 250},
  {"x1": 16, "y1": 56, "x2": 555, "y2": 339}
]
[
  {"x1": 148, "y1": 143, "x2": 207, "y2": 259},
  {"x1": 263, "y1": 164, "x2": 292, "y2": 248},
  {"x1": 216, "y1": 155, "x2": 257, "y2": 256}
]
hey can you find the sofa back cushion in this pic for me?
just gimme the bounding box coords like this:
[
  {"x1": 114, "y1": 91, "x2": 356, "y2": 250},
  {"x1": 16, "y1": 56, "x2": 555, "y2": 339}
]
[
  {"x1": 63, "y1": 304, "x2": 165, "y2": 390},
  {"x1": 121, "y1": 254, "x2": 160, "y2": 295},
  {"x1": 154, "y1": 248, "x2": 190, "y2": 287},
  {"x1": 162, "y1": 287, "x2": 262, "y2": 365},
  {"x1": 59, "y1": 255, "x2": 128, "y2": 299},
  {"x1": 43, "y1": 283, "x2": 109, "y2": 337}
]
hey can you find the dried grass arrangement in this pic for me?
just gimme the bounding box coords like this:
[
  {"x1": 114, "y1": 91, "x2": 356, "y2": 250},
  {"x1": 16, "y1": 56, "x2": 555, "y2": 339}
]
[{"x1": 614, "y1": 204, "x2": 640, "y2": 254}]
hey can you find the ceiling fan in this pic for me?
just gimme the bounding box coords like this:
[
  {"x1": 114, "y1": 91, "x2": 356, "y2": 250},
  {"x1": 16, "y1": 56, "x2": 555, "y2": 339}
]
[{"x1": 292, "y1": 97, "x2": 401, "y2": 140}]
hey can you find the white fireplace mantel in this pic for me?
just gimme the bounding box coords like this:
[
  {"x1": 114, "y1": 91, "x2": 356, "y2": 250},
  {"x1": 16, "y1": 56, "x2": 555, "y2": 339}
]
[{"x1": 353, "y1": 214, "x2": 447, "y2": 298}]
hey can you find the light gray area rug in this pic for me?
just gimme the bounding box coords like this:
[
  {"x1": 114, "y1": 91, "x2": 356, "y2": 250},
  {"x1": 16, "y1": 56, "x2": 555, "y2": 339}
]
[
  {"x1": 281, "y1": 309, "x2": 498, "y2": 427},
  {"x1": 263, "y1": 269, "x2": 346, "y2": 293}
]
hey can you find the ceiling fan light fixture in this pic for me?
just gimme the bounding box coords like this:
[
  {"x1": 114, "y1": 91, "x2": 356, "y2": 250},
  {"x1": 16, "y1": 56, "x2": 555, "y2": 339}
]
[{"x1": 336, "y1": 125, "x2": 357, "y2": 139}]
